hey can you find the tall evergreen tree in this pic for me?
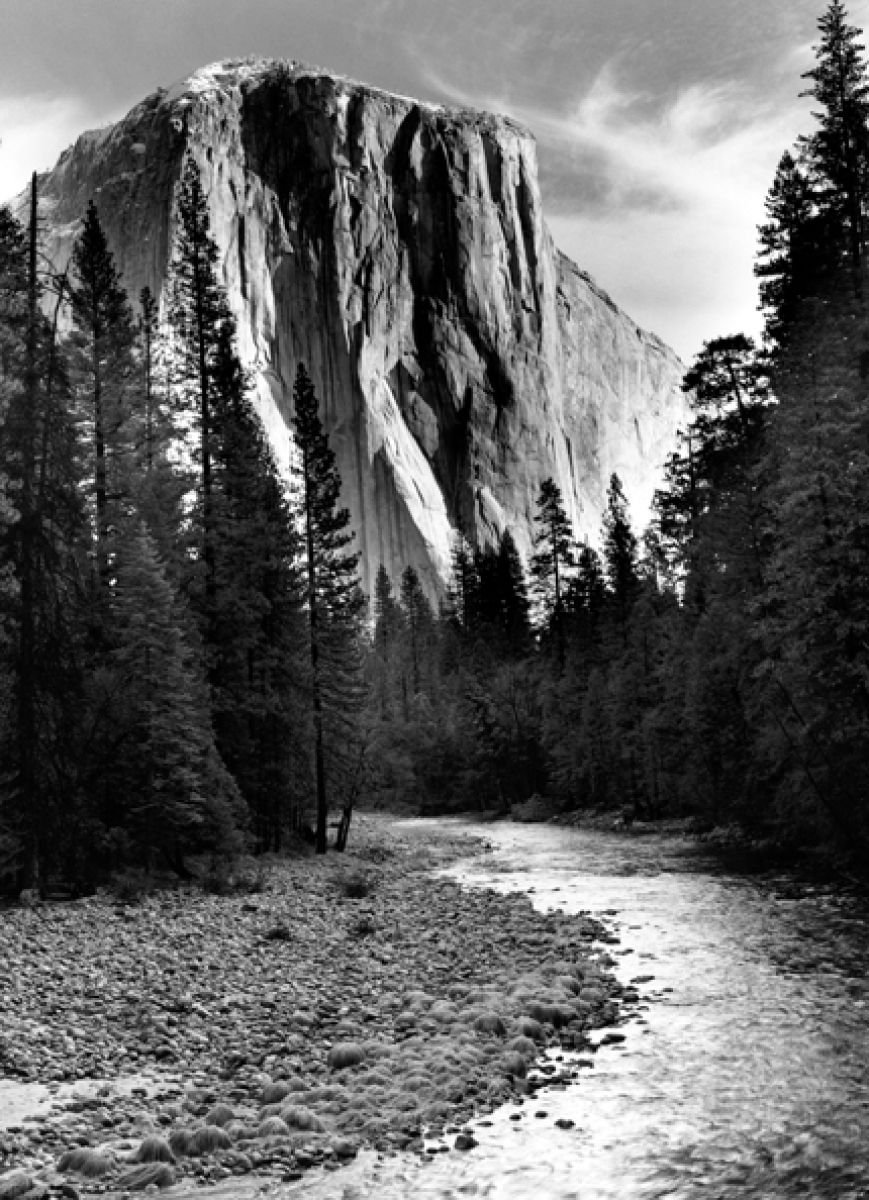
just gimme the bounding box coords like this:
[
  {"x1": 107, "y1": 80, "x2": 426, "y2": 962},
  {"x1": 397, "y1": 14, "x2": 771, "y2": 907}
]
[
  {"x1": 758, "y1": 284, "x2": 869, "y2": 857},
  {"x1": 131, "y1": 286, "x2": 192, "y2": 583},
  {"x1": 531, "y1": 478, "x2": 575, "y2": 662},
  {"x1": 602, "y1": 473, "x2": 639, "y2": 632},
  {"x1": 654, "y1": 336, "x2": 769, "y2": 606},
  {"x1": 755, "y1": 152, "x2": 819, "y2": 348},
  {"x1": 68, "y1": 202, "x2": 138, "y2": 600},
  {"x1": 100, "y1": 523, "x2": 245, "y2": 866},
  {"x1": 166, "y1": 154, "x2": 230, "y2": 625},
  {"x1": 446, "y1": 532, "x2": 480, "y2": 634},
  {"x1": 371, "y1": 564, "x2": 405, "y2": 719},
  {"x1": 799, "y1": 0, "x2": 869, "y2": 276},
  {"x1": 472, "y1": 532, "x2": 531, "y2": 656},
  {"x1": 400, "y1": 565, "x2": 435, "y2": 698},
  {"x1": 0, "y1": 184, "x2": 87, "y2": 891},
  {"x1": 293, "y1": 363, "x2": 365, "y2": 853},
  {"x1": 208, "y1": 321, "x2": 308, "y2": 847},
  {"x1": 165, "y1": 160, "x2": 311, "y2": 846}
]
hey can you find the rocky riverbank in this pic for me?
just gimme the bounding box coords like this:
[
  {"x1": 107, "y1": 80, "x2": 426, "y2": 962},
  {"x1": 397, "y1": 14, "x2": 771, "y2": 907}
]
[{"x1": 0, "y1": 816, "x2": 630, "y2": 1198}]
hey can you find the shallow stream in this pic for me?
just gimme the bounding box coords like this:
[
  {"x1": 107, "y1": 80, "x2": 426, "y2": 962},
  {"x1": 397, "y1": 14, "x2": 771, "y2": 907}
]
[{"x1": 284, "y1": 819, "x2": 869, "y2": 1199}]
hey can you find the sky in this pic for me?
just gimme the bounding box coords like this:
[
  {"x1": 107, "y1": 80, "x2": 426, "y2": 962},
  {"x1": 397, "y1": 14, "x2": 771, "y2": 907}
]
[{"x1": 3, "y1": 0, "x2": 869, "y2": 362}]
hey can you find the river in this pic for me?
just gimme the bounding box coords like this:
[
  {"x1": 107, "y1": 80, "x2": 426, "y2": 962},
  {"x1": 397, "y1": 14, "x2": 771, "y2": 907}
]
[{"x1": 283, "y1": 818, "x2": 869, "y2": 1200}]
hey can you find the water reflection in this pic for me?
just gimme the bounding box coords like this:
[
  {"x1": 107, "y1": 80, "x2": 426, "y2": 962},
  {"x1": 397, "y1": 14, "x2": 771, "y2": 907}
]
[{"x1": 283, "y1": 820, "x2": 869, "y2": 1200}]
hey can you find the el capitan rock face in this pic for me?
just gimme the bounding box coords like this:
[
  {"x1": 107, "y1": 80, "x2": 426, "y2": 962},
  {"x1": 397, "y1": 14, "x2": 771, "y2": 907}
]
[{"x1": 28, "y1": 59, "x2": 688, "y2": 599}]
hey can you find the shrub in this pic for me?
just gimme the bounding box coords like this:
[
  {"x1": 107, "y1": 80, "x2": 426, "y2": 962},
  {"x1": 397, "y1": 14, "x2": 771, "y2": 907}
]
[
  {"x1": 472, "y1": 1012, "x2": 507, "y2": 1036},
  {"x1": 131, "y1": 1136, "x2": 175, "y2": 1164},
  {"x1": 279, "y1": 1105, "x2": 327, "y2": 1133},
  {"x1": 188, "y1": 1125, "x2": 232, "y2": 1155},
  {"x1": 204, "y1": 1103, "x2": 235, "y2": 1127},
  {"x1": 57, "y1": 1149, "x2": 114, "y2": 1178},
  {"x1": 116, "y1": 1163, "x2": 175, "y2": 1190},
  {"x1": 168, "y1": 1129, "x2": 193, "y2": 1157},
  {"x1": 256, "y1": 1116, "x2": 291, "y2": 1138}
]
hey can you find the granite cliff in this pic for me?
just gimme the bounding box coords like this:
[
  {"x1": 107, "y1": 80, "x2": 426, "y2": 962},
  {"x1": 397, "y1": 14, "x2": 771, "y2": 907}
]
[{"x1": 27, "y1": 58, "x2": 688, "y2": 599}]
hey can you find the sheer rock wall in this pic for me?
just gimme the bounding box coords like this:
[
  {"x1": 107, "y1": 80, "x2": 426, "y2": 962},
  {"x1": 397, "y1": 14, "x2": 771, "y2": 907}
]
[{"x1": 26, "y1": 59, "x2": 688, "y2": 599}]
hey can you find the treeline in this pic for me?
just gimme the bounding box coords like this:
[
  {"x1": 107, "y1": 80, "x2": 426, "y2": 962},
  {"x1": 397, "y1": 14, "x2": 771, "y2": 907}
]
[
  {"x1": 365, "y1": 1, "x2": 869, "y2": 866},
  {"x1": 0, "y1": 156, "x2": 365, "y2": 894},
  {"x1": 4, "y1": 0, "x2": 867, "y2": 889}
]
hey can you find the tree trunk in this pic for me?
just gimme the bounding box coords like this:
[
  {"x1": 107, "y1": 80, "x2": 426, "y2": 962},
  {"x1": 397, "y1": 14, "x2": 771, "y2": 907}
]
[{"x1": 20, "y1": 174, "x2": 39, "y2": 891}]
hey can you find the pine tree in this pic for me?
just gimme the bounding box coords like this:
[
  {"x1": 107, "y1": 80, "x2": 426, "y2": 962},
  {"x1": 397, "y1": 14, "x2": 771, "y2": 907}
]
[
  {"x1": 400, "y1": 565, "x2": 435, "y2": 698},
  {"x1": 0, "y1": 206, "x2": 28, "y2": 887},
  {"x1": 565, "y1": 541, "x2": 606, "y2": 655},
  {"x1": 166, "y1": 154, "x2": 230, "y2": 627},
  {"x1": 755, "y1": 152, "x2": 819, "y2": 348},
  {"x1": 653, "y1": 336, "x2": 769, "y2": 606},
  {"x1": 165, "y1": 159, "x2": 311, "y2": 847},
  {"x1": 68, "y1": 202, "x2": 138, "y2": 599},
  {"x1": 471, "y1": 532, "x2": 531, "y2": 656},
  {"x1": 208, "y1": 321, "x2": 308, "y2": 847},
  {"x1": 602, "y1": 473, "x2": 639, "y2": 632},
  {"x1": 0, "y1": 184, "x2": 87, "y2": 891},
  {"x1": 494, "y1": 530, "x2": 531, "y2": 653},
  {"x1": 131, "y1": 286, "x2": 192, "y2": 582},
  {"x1": 758, "y1": 285, "x2": 869, "y2": 857},
  {"x1": 446, "y1": 532, "x2": 480, "y2": 634},
  {"x1": 102, "y1": 523, "x2": 245, "y2": 866},
  {"x1": 371, "y1": 564, "x2": 405, "y2": 719},
  {"x1": 530, "y1": 478, "x2": 575, "y2": 661},
  {"x1": 293, "y1": 363, "x2": 365, "y2": 853},
  {"x1": 800, "y1": 0, "x2": 869, "y2": 276}
]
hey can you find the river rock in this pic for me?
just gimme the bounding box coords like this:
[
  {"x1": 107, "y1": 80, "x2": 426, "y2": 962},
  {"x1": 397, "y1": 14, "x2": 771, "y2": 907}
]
[
  {"x1": 326, "y1": 1043, "x2": 365, "y2": 1070},
  {"x1": 0, "y1": 1173, "x2": 34, "y2": 1200}
]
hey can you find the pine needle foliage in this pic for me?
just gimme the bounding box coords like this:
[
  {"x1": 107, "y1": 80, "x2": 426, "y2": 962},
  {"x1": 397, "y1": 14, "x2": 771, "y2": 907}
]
[{"x1": 292, "y1": 363, "x2": 365, "y2": 853}]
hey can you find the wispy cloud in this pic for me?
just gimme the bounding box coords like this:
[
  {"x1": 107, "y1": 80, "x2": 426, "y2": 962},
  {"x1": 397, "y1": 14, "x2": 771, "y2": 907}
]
[
  {"x1": 429, "y1": 58, "x2": 799, "y2": 218},
  {"x1": 423, "y1": 57, "x2": 809, "y2": 358}
]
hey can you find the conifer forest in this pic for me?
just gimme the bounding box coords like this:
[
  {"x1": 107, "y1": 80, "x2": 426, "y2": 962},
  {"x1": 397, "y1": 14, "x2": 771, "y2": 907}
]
[{"x1": 3, "y1": 0, "x2": 869, "y2": 896}]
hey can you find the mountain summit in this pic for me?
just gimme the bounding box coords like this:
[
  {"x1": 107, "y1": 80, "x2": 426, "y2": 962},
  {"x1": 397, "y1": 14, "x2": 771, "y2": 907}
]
[{"x1": 26, "y1": 58, "x2": 687, "y2": 597}]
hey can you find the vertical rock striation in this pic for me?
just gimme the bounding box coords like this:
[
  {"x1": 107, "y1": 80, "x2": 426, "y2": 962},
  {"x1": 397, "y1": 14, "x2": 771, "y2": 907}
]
[{"x1": 24, "y1": 58, "x2": 688, "y2": 599}]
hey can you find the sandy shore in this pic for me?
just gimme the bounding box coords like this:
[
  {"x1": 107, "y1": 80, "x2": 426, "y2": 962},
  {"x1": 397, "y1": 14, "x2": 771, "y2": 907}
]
[{"x1": 0, "y1": 815, "x2": 629, "y2": 1197}]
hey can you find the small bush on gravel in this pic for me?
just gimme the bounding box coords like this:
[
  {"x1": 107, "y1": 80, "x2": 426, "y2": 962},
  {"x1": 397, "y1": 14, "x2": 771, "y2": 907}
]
[
  {"x1": 167, "y1": 1129, "x2": 194, "y2": 1157},
  {"x1": 256, "y1": 1116, "x2": 291, "y2": 1138},
  {"x1": 57, "y1": 1149, "x2": 114, "y2": 1178},
  {"x1": 188, "y1": 1125, "x2": 232, "y2": 1155},
  {"x1": 280, "y1": 1105, "x2": 327, "y2": 1132},
  {"x1": 131, "y1": 1136, "x2": 175, "y2": 1164},
  {"x1": 116, "y1": 1163, "x2": 175, "y2": 1190},
  {"x1": 204, "y1": 1103, "x2": 235, "y2": 1127}
]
